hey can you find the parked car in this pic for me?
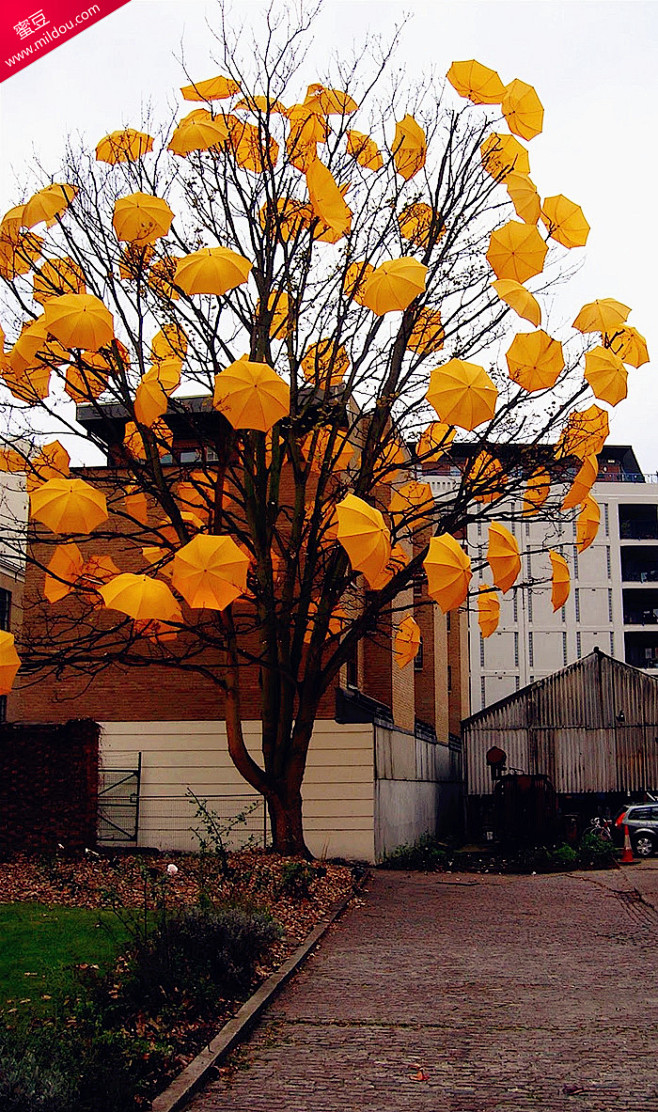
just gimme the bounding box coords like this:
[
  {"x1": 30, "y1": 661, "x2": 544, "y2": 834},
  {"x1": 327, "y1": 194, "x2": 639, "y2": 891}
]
[{"x1": 614, "y1": 804, "x2": 658, "y2": 857}]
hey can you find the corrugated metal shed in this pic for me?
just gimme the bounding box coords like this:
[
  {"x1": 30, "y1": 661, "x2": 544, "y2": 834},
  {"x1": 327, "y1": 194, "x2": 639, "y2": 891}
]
[{"x1": 464, "y1": 650, "x2": 658, "y2": 795}]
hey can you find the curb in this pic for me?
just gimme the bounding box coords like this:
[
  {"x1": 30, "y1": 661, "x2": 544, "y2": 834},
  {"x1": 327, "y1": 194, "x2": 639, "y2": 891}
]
[{"x1": 150, "y1": 872, "x2": 368, "y2": 1112}]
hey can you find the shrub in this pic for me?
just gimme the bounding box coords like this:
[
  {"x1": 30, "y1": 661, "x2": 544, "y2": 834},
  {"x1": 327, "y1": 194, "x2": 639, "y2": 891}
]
[
  {"x1": 577, "y1": 831, "x2": 617, "y2": 869},
  {"x1": 548, "y1": 844, "x2": 579, "y2": 870},
  {"x1": 381, "y1": 835, "x2": 449, "y2": 872},
  {"x1": 278, "y1": 861, "x2": 322, "y2": 898}
]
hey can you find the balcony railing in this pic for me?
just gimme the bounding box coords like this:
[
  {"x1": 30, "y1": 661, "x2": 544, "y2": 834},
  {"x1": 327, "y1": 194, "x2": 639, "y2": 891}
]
[
  {"x1": 620, "y1": 524, "x2": 658, "y2": 540},
  {"x1": 622, "y1": 568, "x2": 658, "y2": 582},
  {"x1": 624, "y1": 611, "x2": 658, "y2": 626}
]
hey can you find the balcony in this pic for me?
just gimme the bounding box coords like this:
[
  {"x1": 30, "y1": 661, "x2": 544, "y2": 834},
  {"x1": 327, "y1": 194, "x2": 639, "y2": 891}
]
[
  {"x1": 623, "y1": 588, "x2": 658, "y2": 626},
  {"x1": 621, "y1": 545, "x2": 658, "y2": 583},
  {"x1": 624, "y1": 630, "x2": 658, "y2": 669},
  {"x1": 619, "y1": 504, "x2": 658, "y2": 541}
]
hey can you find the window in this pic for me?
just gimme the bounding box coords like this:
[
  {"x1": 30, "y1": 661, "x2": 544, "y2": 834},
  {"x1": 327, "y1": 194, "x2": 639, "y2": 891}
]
[
  {"x1": 528, "y1": 589, "x2": 533, "y2": 623},
  {"x1": 515, "y1": 676, "x2": 520, "y2": 691},
  {"x1": 575, "y1": 589, "x2": 580, "y2": 622},
  {"x1": 446, "y1": 612, "x2": 451, "y2": 633},
  {"x1": 577, "y1": 631, "x2": 582, "y2": 658},
  {"x1": 414, "y1": 637, "x2": 424, "y2": 671},
  {"x1": 572, "y1": 546, "x2": 579, "y2": 580},
  {"x1": 480, "y1": 635, "x2": 485, "y2": 667},
  {"x1": 514, "y1": 631, "x2": 519, "y2": 666},
  {"x1": 563, "y1": 631, "x2": 568, "y2": 665},
  {"x1": 513, "y1": 593, "x2": 518, "y2": 622},
  {"x1": 608, "y1": 589, "x2": 613, "y2": 623},
  {"x1": 481, "y1": 676, "x2": 486, "y2": 706},
  {"x1": 604, "y1": 503, "x2": 609, "y2": 537},
  {"x1": 346, "y1": 643, "x2": 358, "y2": 688},
  {"x1": 413, "y1": 573, "x2": 424, "y2": 598},
  {"x1": 179, "y1": 449, "x2": 201, "y2": 464},
  {"x1": 447, "y1": 664, "x2": 452, "y2": 692},
  {"x1": 0, "y1": 589, "x2": 11, "y2": 632},
  {"x1": 610, "y1": 632, "x2": 615, "y2": 656},
  {"x1": 528, "y1": 632, "x2": 534, "y2": 667},
  {"x1": 606, "y1": 547, "x2": 612, "y2": 578},
  {"x1": 525, "y1": 552, "x2": 532, "y2": 578},
  {"x1": 0, "y1": 696, "x2": 5, "y2": 724}
]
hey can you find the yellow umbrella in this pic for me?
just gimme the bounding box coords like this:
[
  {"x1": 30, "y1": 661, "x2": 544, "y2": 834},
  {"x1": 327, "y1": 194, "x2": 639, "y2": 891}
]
[
  {"x1": 523, "y1": 469, "x2": 550, "y2": 515},
  {"x1": 491, "y1": 278, "x2": 541, "y2": 327},
  {"x1": 9, "y1": 316, "x2": 49, "y2": 371},
  {"x1": 287, "y1": 102, "x2": 329, "y2": 147},
  {"x1": 584, "y1": 346, "x2": 627, "y2": 406},
  {"x1": 112, "y1": 193, "x2": 174, "y2": 244},
  {"x1": 260, "y1": 197, "x2": 311, "y2": 242},
  {"x1": 305, "y1": 85, "x2": 358, "y2": 114},
  {"x1": 604, "y1": 325, "x2": 649, "y2": 368},
  {"x1": 148, "y1": 256, "x2": 181, "y2": 301},
  {"x1": 118, "y1": 243, "x2": 155, "y2": 280},
  {"x1": 392, "y1": 115, "x2": 427, "y2": 181},
  {"x1": 424, "y1": 533, "x2": 472, "y2": 613},
  {"x1": 407, "y1": 308, "x2": 445, "y2": 355},
  {"x1": 233, "y1": 123, "x2": 279, "y2": 173},
  {"x1": 171, "y1": 534, "x2": 250, "y2": 610},
  {"x1": 30, "y1": 477, "x2": 108, "y2": 533},
  {"x1": 306, "y1": 159, "x2": 352, "y2": 240},
  {"x1": 44, "y1": 543, "x2": 84, "y2": 603},
  {"x1": 233, "y1": 95, "x2": 287, "y2": 114},
  {"x1": 134, "y1": 367, "x2": 170, "y2": 427},
  {"x1": 478, "y1": 586, "x2": 501, "y2": 638},
  {"x1": 366, "y1": 544, "x2": 410, "y2": 590},
  {"x1": 561, "y1": 454, "x2": 598, "y2": 510},
  {"x1": 505, "y1": 171, "x2": 541, "y2": 225},
  {"x1": 301, "y1": 339, "x2": 349, "y2": 387},
  {"x1": 388, "y1": 481, "x2": 435, "y2": 528},
  {"x1": 0, "y1": 205, "x2": 26, "y2": 244},
  {"x1": 79, "y1": 554, "x2": 122, "y2": 594},
  {"x1": 557, "y1": 404, "x2": 610, "y2": 461},
  {"x1": 0, "y1": 632, "x2": 20, "y2": 696},
  {"x1": 0, "y1": 232, "x2": 44, "y2": 279},
  {"x1": 371, "y1": 436, "x2": 407, "y2": 483},
  {"x1": 549, "y1": 551, "x2": 570, "y2": 611},
  {"x1": 446, "y1": 59, "x2": 506, "y2": 104},
  {"x1": 343, "y1": 261, "x2": 374, "y2": 305},
  {"x1": 151, "y1": 324, "x2": 187, "y2": 362},
  {"x1": 487, "y1": 221, "x2": 548, "y2": 283},
  {"x1": 394, "y1": 616, "x2": 422, "y2": 669},
  {"x1": 26, "y1": 440, "x2": 70, "y2": 494},
  {"x1": 416, "y1": 421, "x2": 456, "y2": 462},
  {"x1": 33, "y1": 258, "x2": 85, "y2": 305},
  {"x1": 481, "y1": 133, "x2": 530, "y2": 181},
  {"x1": 572, "y1": 298, "x2": 630, "y2": 334},
  {"x1": 303, "y1": 601, "x2": 348, "y2": 643},
  {"x1": 501, "y1": 79, "x2": 544, "y2": 141},
  {"x1": 124, "y1": 418, "x2": 173, "y2": 460},
  {"x1": 258, "y1": 290, "x2": 293, "y2": 340},
  {"x1": 181, "y1": 75, "x2": 240, "y2": 101},
  {"x1": 541, "y1": 195, "x2": 589, "y2": 249},
  {"x1": 335, "y1": 493, "x2": 392, "y2": 586},
  {"x1": 175, "y1": 246, "x2": 252, "y2": 296},
  {"x1": 44, "y1": 293, "x2": 114, "y2": 351},
  {"x1": 96, "y1": 129, "x2": 154, "y2": 163},
  {"x1": 175, "y1": 472, "x2": 214, "y2": 519},
  {"x1": 302, "y1": 427, "x2": 354, "y2": 472},
  {"x1": 426, "y1": 359, "x2": 497, "y2": 430},
  {"x1": 99, "y1": 573, "x2": 180, "y2": 621},
  {"x1": 398, "y1": 203, "x2": 443, "y2": 249},
  {"x1": 577, "y1": 495, "x2": 601, "y2": 553},
  {"x1": 361, "y1": 258, "x2": 428, "y2": 315},
  {"x1": 168, "y1": 109, "x2": 229, "y2": 156},
  {"x1": 64, "y1": 356, "x2": 110, "y2": 402},
  {"x1": 346, "y1": 130, "x2": 383, "y2": 170},
  {"x1": 213, "y1": 357, "x2": 289, "y2": 432},
  {"x1": 467, "y1": 451, "x2": 506, "y2": 503},
  {"x1": 506, "y1": 329, "x2": 564, "y2": 392},
  {"x1": 22, "y1": 184, "x2": 77, "y2": 229},
  {"x1": 0, "y1": 447, "x2": 26, "y2": 473},
  {"x1": 487, "y1": 522, "x2": 521, "y2": 593}
]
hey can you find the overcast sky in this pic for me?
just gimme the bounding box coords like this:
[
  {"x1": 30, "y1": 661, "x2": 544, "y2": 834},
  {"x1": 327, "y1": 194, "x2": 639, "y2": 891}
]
[{"x1": 1, "y1": 0, "x2": 656, "y2": 470}]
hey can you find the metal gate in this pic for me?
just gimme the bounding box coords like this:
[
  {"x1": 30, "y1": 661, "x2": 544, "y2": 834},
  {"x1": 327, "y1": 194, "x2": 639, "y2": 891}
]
[{"x1": 98, "y1": 755, "x2": 141, "y2": 842}]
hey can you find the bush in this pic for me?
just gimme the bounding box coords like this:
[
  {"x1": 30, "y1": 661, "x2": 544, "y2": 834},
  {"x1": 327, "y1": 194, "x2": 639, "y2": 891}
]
[
  {"x1": 577, "y1": 831, "x2": 617, "y2": 869},
  {"x1": 548, "y1": 844, "x2": 579, "y2": 870},
  {"x1": 278, "y1": 861, "x2": 323, "y2": 898},
  {"x1": 380, "y1": 835, "x2": 449, "y2": 872}
]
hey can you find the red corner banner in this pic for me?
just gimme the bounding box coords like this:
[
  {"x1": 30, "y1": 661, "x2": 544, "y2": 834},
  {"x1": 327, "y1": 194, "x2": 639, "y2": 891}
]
[{"x1": 1, "y1": 0, "x2": 132, "y2": 81}]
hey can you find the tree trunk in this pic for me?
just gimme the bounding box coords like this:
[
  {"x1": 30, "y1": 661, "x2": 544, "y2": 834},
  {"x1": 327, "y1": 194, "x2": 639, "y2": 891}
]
[{"x1": 267, "y1": 786, "x2": 312, "y2": 858}]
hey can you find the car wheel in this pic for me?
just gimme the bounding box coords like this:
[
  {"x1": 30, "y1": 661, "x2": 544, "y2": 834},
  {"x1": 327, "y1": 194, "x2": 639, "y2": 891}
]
[{"x1": 633, "y1": 834, "x2": 655, "y2": 858}]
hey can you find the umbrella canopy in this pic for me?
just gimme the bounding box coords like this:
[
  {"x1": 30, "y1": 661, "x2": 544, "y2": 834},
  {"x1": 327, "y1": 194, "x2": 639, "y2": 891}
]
[
  {"x1": 65, "y1": 356, "x2": 110, "y2": 402},
  {"x1": 33, "y1": 257, "x2": 85, "y2": 305},
  {"x1": 388, "y1": 481, "x2": 435, "y2": 528},
  {"x1": 134, "y1": 367, "x2": 170, "y2": 427},
  {"x1": 523, "y1": 469, "x2": 551, "y2": 515},
  {"x1": 302, "y1": 427, "x2": 354, "y2": 472},
  {"x1": 0, "y1": 447, "x2": 26, "y2": 473},
  {"x1": 79, "y1": 554, "x2": 122, "y2": 593},
  {"x1": 213, "y1": 357, "x2": 290, "y2": 432},
  {"x1": 366, "y1": 544, "x2": 410, "y2": 590},
  {"x1": 506, "y1": 329, "x2": 564, "y2": 392},
  {"x1": 118, "y1": 243, "x2": 155, "y2": 280},
  {"x1": 491, "y1": 278, "x2": 541, "y2": 327},
  {"x1": 487, "y1": 522, "x2": 521, "y2": 593},
  {"x1": 467, "y1": 451, "x2": 506, "y2": 504},
  {"x1": 124, "y1": 418, "x2": 173, "y2": 460},
  {"x1": 394, "y1": 616, "x2": 422, "y2": 669},
  {"x1": 175, "y1": 246, "x2": 252, "y2": 296},
  {"x1": 112, "y1": 193, "x2": 174, "y2": 245},
  {"x1": 233, "y1": 95, "x2": 287, "y2": 114},
  {"x1": 577, "y1": 495, "x2": 601, "y2": 553},
  {"x1": 0, "y1": 205, "x2": 26, "y2": 244},
  {"x1": 0, "y1": 232, "x2": 44, "y2": 280},
  {"x1": 30, "y1": 477, "x2": 108, "y2": 533},
  {"x1": 232, "y1": 122, "x2": 279, "y2": 173},
  {"x1": 398, "y1": 203, "x2": 443, "y2": 249},
  {"x1": 22, "y1": 184, "x2": 77, "y2": 229},
  {"x1": 478, "y1": 586, "x2": 501, "y2": 638},
  {"x1": 0, "y1": 632, "x2": 20, "y2": 696},
  {"x1": 361, "y1": 258, "x2": 428, "y2": 315},
  {"x1": 426, "y1": 359, "x2": 497, "y2": 430},
  {"x1": 505, "y1": 171, "x2": 541, "y2": 225},
  {"x1": 306, "y1": 159, "x2": 352, "y2": 240},
  {"x1": 407, "y1": 307, "x2": 445, "y2": 355},
  {"x1": 572, "y1": 298, "x2": 631, "y2": 334},
  {"x1": 481, "y1": 133, "x2": 530, "y2": 181},
  {"x1": 44, "y1": 294, "x2": 114, "y2": 351},
  {"x1": 372, "y1": 436, "x2": 407, "y2": 483},
  {"x1": 416, "y1": 421, "x2": 456, "y2": 462},
  {"x1": 549, "y1": 551, "x2": 570, "y2": 611},
  {"x1": 99, "y1": 573, "x2": 180, "y2": 621},
  {"x1": 604, "y1": 325, "x2": 649, "y2": 368},
  {"x1": 96, "y1": 129, "x2": 154, "y2": 164},
  {"x1": 541, "y1": 194, "x2": 589, "y2": 249},
  {"x1": 168, "y1": 109, "x2": 229, "y2": 156},
  {"x1": 171, "y1": 534, "x2": 250, "y2": 610},
  {"x1": 124, "y1": 485, "x2": 150, "y2": 525},
  {"x1": 44, "y1": 543, "x2": 84, "y2": 603},
  {"x1": 151, "y1": 324, "x2": 187, "y2": 362},
  {"x1": 180, "y1": 75, "x2": 240, "y2": 101},
  {"x1": 26, "y1": 440, "x2": 70, "y2": 494},
  {"x1": 446, "y1": 59, "x2": 506, "y2": 104},
  {"x1": 335, "y1": 493, "x2": 392, "y2": 586},
  {"x1": 346, "y1": 130, "x2": 383, "y2": 170},
  {"x1": 392, "y1": 114, "x2": 427, "y2": 181},
  {"x1": 343, "y1": 261, "x2": 374, "y2": 305},
  {"x1": 557, "y1": 404, "x2": 609, "y2": 461},
  {"x1": 258, "y1": 290, "x2": 292, "y2": 340},
  {"x1": 424, "y1": 533, "x2": 472, "y2": 613},
  {"x1": 487, "y1": 221, "x2": 548, "y2": 283},
  {"x1": 561, "y1": 454, "x2": 598, "y2": 511},
  {"x1": 584, "y1": 346, "x2": 627, "y2": 406},
  {"x1": 301, "y1": 339, "x2": 349, "y2": 387},
  {"x1": 303, "y1": 601, "x2": 348, "y2": 643},
  {"x1": 502, "y1": 79, "x2": 544, "y2": 140},
  {"x1": 305, "y1": 85, "x2": 358, "y2": 114}
]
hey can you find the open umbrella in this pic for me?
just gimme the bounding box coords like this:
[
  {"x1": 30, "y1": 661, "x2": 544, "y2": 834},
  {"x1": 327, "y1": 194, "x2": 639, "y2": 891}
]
[
  {"x1": 572, "y1": 298, "x2": 630, "y2": 334},
  {"x1": 0, "y1": 447, "x2": 26, "y2": 473},
  {"x1": 44, "y1": 543, "x2": 84, "y2": 603},
  {"x1": 44, "y1": 293, "x2": 114, "y2": 351},
  {"x1": 124, "y1": 485, "x2": 150, "y2": 525},
  {"x1": 481, "y1": 133, "x2": 530, "y2": 181},
  {"x1": 306, "y1": 159, "x2": 352, "y2": 240},
  {"x1": 151, "y1": 324, "x2": 187, "y2": 362},
  {"x1": 301, "y1": 339, "x2": 349, "y2": 387},
  {"x1": 557, "y1": 404, "x2": 609, "y2": 461},
  {"x1": 392, "y1": 114, "x2": 427, "y2": 181},
  {"x1": 99, "y1": 573, "x2": 180, "y2": 621},
  {"x1": 361, "y1": 258, "x2": 428, "y2": 315},
  {"x1": 467, "y1": 451, "x2": 506, "y2": 504},
  {"x1": 335, "y1": 493, "x2": 392, "y2": 586},
  {"x1": 118, "y1": 243, "x2": 155, "y2": 280},
  {"x1": 65, "y1": 357, "x2": 110, "y2": 402},
  {"x1": 506, "y1": 330, "x2": 564, "y2": 391},
  {"x1": 407, "y1": 308, "x2": 445, "y2": 355},
  {"x1": 487, "y1": 522, "x2": 521, "y2": 593},
  {"x1": 577, "y1": 496, "x2": 601, "y2": 553},
  {"x1": 549, "y1": 551, "x2": 570, "y2": 611},
  {"x1": 398, "y1": 203, "x2": 443, "y2": 249},
  {"x1": 175, "y1": 246, "x2": 252, "y2": 295},
  {"x1": 541, "y1": 195, "x2": 589, "y2": 249},
  {"x1": 561, "y1": 454, "x2": 598, "y2": 511},
  {"x1": 134, "y1": 367, "x2": 169, "y2": 427},
  {"x1": 584, "y1": 346, "x2": 627, "y2": 406},
  {"x1": 343, "y1": 261, "x2": 374, "y2": 305},
  {"x1": 366, "y1": 544, "x2": 410, "y2": 590},
  {"x1": 147, "y1": 256, "x2": 181, "y2": 301},
  {"x1": 426, "y1": 359, "x2": 497, "y2": 430},
  {"x1": 0, "y1": 632, "x2": 20, "y2": 696},
  {"x1": 96, "y1": 129, "x2": 154, "y2": 164},
  {"x1": 491, "y1": 278, "x2": 541, "y2": 327},
  {"x1": 502, "y1": 79, "x2": 544, "y2": 140},
  {"x1": 30, "y1": 477, "x2": 108, "y2": 534},
  {"x1": 171, "y1": 534, "x2": 250, "y2": 610},
  {"x1": 79, "y1": 554, "x2": 122, "y2": 597},
  {"x1": 22, "y1": 184, "x2": 77, "y2": 229},
  {"x1": 416, "y1": 421, "x2": 456, "y2": 462},
  {"x1": 304, "y1": 85, "x2": 358, "y2": 114},
  {"x1": 232, "y1": 122, "x2": 279, "y2": 173},
  {"x1": 258, "y1": 290, "x2": 293, "y2": 340},
  {"x1": 233, "y1": 95, "x2": 287, "y2": 114},
  {"x1": 505, "y1": 171, "x2": 541, "y2": 225},
  {"x1": 0, "y1": 204, "x2": 26, "y2": 243},
  {"x1": 523, "y1": 468, "x2": 550, "y2": 515},
  {"x1": 302, "y1": 427, "x2": 354, "y2": 472},
  {"x1": 26, "y1": 441, "x2": 70, "y2": 494},
  {"x1": 388, "y1": 481, "x2": 435, "y2": 529},
  {"x1": 346, "y1": 130, "x2": 383, "y2": 170},
  {"x1": 487, "y1": 221, "x2": 548, "y2": 283},
  {"x1": 394, "y1": 616, "x2": 422, "y2": 669},
  {"x1": 604, "y1": 325, "x2": 649, "y2": 368},
  {"x1": 124, "y1": 419, "x2": 173, "y2": 461},
  {"x1": 478, "y1": 586, "x2": 501, "y2": 638},
  {"x1": 371, "y1": 436, "x2": 407, "y2": 483},
  {"x1": 213, "y1": 358, "x2": 289, "y2": 432},
  {"x1": 168, "y1": 110, "x2": 229, "y2": 156},
  {"x1": 33, "y1": 258, "x2": 85, "y2": 305},
  {"x1": 303, "y1": 601, "x2": 348, "y2": 643},
  {"x1": 180, "y1": 75, "x2": 240, "y2": 101},
  {"x1": 446, "y1": 59, "x2": 506, "y2": 104},
  {"x1": 112, "y1": 193, "x2": 174, "y2": 245},
  {"x1": 424, "y1": 533, "x2": 472, "y2": 613}
]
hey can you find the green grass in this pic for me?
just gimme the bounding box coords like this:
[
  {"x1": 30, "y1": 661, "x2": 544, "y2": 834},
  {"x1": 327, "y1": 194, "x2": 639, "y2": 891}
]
[{"x1": 0, "y1": 904, "x2": 129, "y2": 1016}]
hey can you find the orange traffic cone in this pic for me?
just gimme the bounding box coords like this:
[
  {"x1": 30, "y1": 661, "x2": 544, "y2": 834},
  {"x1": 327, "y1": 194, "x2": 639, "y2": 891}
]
[{"x1": 621, "y1": 824, "x2": 634, "y2": 864}]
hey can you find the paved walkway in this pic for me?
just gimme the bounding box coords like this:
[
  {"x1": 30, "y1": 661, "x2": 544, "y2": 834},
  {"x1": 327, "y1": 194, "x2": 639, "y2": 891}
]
[{"x1": 188, "y1": 862, "x2": 658, "y2": 1111}]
